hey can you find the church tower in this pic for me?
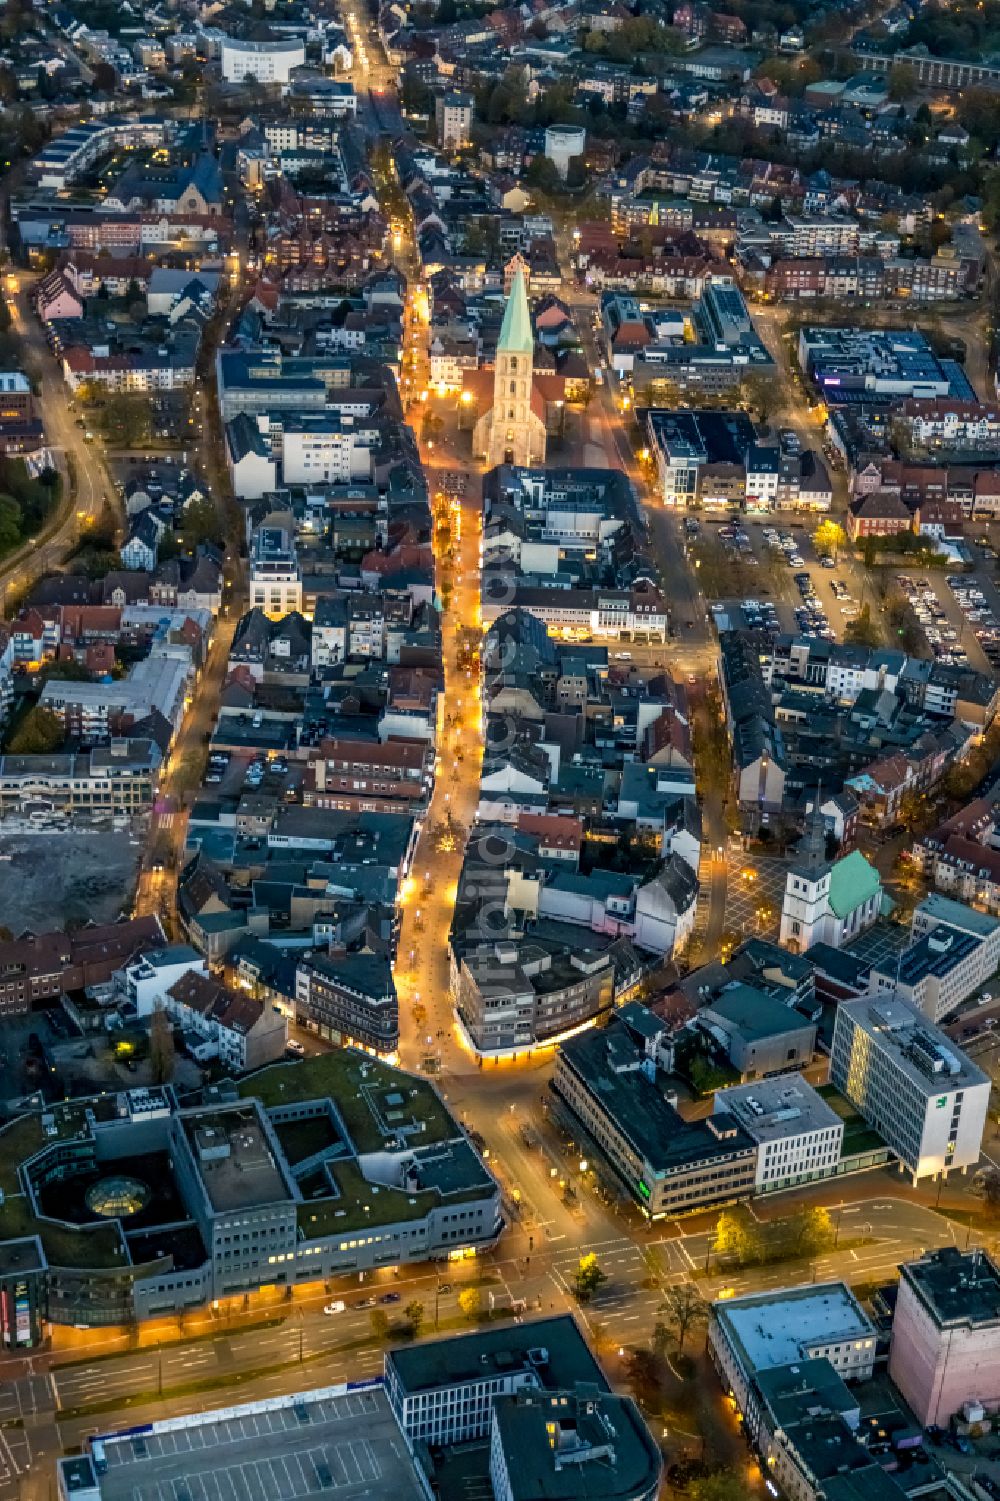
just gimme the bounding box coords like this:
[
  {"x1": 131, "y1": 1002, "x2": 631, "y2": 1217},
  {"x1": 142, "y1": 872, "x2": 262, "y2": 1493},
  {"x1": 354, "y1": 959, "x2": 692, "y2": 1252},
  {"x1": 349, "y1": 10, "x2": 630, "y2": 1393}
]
[
  {"x1": 779, "y1": 796, "x2": 832, "y2": 954},
  {"x1": 483, "y1": 266, "x2": 546, "y2": 469}
]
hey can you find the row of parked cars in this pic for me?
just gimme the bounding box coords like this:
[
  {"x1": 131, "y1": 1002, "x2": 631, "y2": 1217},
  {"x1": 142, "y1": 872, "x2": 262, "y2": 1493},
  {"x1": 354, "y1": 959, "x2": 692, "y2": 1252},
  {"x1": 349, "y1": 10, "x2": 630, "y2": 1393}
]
[
  {"x1": 829, "y1": 578, "x2": 861, "y2": 622},
  {"x1": 762, "y1": 524, "x2": 804, "y2": 568},
  {"x1": 734, "y1": 598, "x2": 779, "y2": 633},
  {"x1": 793, "y1": 571, "x2": 834, "y2": 640},
  {"x1": 899, "y1": 575, "x2": 969, "y2": 667},
  {"x1": 717, "y1": 520, "x2": 758, "y2": 565},
  {"x1": 948, "y1": 574, "x2": 1000, "y2": 669}
]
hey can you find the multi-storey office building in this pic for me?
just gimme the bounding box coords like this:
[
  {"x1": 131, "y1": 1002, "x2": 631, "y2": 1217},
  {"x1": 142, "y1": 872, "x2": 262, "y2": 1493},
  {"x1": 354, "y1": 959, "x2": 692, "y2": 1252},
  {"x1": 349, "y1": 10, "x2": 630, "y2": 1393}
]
[
  {"x1": 830, "y1": 996, "x2": 989, "y2": 1182},
  {"x1": 0, "y1": 1052, "x2": 500, "y2": 1339},
  {"x1": 552, "y1": 1010, "x2": 758, "y2": 1217}
]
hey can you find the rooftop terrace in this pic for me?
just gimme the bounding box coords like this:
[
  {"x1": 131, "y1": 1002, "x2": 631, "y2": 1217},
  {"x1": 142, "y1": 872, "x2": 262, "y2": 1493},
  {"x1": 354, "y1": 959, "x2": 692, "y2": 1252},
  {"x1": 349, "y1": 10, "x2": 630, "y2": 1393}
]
[{"x1": 240, "y1": 1052, "x2": 456, "y2": 1155}]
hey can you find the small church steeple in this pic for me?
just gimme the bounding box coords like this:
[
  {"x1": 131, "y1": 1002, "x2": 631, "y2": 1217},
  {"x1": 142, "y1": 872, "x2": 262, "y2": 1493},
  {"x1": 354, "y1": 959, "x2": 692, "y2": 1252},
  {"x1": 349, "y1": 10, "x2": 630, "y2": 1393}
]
[{"x1": 798, "y1": 788, "x2": 829, "y2": 871}]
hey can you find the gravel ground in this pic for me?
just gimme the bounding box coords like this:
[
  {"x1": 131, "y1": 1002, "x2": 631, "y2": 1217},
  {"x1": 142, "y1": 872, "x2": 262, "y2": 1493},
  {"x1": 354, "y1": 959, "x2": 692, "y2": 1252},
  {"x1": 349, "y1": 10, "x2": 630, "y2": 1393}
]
[{"x1": 0, "y1": 829, "x2": 143, "y2": 932}]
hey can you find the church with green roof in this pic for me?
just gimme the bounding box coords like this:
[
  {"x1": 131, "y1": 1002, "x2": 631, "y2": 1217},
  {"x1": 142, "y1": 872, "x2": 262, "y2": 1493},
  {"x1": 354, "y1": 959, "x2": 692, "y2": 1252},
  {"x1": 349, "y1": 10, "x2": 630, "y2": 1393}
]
[
  {"x1": 779, "y1": 831, "x2": 884, "y2": 954},
  {"x1": 471, "y1": 266, "x2": 548, "y2": 468}
]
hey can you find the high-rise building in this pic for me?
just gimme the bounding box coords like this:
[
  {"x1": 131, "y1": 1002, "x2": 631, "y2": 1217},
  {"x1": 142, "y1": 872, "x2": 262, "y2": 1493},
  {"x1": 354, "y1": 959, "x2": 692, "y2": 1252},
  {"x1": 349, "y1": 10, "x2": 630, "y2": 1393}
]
[
  {"x1": 435, "y1": 91, "x2": 473, "y2": 149},
  {"x1": 830, "y1": 995, "x2": 989, "y2": 1182}
]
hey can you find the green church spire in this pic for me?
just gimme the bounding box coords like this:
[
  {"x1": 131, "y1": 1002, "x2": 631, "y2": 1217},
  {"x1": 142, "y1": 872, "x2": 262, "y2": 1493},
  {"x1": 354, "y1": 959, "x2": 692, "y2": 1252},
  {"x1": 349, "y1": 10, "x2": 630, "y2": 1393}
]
[{"x1": 497, "y1": 266, "x2": 534, "y2": 356}]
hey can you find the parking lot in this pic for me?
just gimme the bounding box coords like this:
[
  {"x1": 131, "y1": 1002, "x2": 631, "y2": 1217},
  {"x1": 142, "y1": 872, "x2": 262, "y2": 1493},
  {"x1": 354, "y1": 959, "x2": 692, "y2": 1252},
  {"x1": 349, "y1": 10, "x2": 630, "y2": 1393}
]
[
  {"x1": 899, "y1": 572, "x2": 971, "y2": 669},
  {"x1": 698, "y1": 515, "x2": 872, "y2": 642},
  {"x1": 946, "y1": 571, "x2": 1000, "y2": 672},
  {"x1": 96, "y1": 1387, "x2": 423, "y2": 1501}
]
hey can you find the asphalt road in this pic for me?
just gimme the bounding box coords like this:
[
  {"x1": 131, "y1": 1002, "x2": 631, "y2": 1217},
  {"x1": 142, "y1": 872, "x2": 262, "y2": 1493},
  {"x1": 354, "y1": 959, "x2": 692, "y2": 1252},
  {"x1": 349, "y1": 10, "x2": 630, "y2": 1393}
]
[
  {"x1": 0, "y1": 1181, "x2": 983, "y2": 1501},
  {"x1": 1, "y1": 287, "x2": 113, "y2": 603}
]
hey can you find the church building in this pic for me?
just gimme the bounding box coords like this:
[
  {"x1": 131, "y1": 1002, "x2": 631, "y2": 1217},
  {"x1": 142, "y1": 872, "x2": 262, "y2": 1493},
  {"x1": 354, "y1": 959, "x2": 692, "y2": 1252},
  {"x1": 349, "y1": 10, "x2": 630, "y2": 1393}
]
[
  {"x1": 779, "y1": 814, "x2": 883, "y2": 955},
  {"x1": 469, "y1": 267, "x2": 548, "y2": 468}
]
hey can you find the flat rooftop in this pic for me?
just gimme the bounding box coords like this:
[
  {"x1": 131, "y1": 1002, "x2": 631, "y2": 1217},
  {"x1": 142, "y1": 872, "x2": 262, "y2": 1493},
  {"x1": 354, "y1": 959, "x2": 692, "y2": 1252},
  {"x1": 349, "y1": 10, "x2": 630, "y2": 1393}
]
[
  {"x1": 894, "y1": 924, "x2": 979, "y2": 986},
  {"x1": 715, "y1": 1282, "x2": 874, "y2": 1376},
  {"x1": 838, "y1": 996, "x2": 991, "y2": 1096},
  {"x1": 493, "y1": 1388, "x2": 661, "y2": 1501},
  {"x1": 901, "y1": 1247, "x2": 1000, "y2": 1329},
  {"x1": 0, "y1": 1235, "x2": 45, "y2": 1278},
  {"x1": 715, "y1": 1075, "x2": 843, "y2": 1144},
  {"x1": 558, "y1": 1021, "x2": 756, "y2": 1174},
  {"x1": 78, "y1": 1383, "x2": 425, "y2": 1501},
  {"x1": 182, "y1": 1108, "x2": 291, "y2": 1214},
  {"x1": 387, "y1": 1315, "x2": 607, "y2": 1397},
  {"x1": 916, "y1": 893, "x2": 1000, "y2": 939}
]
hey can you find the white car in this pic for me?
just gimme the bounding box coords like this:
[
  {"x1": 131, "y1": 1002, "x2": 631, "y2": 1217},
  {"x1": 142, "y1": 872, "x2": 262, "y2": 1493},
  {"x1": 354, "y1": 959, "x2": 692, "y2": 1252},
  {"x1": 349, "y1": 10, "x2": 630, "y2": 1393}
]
[{"x1": 324, "y1": 1300, "x2": 346, "y2": 1315}]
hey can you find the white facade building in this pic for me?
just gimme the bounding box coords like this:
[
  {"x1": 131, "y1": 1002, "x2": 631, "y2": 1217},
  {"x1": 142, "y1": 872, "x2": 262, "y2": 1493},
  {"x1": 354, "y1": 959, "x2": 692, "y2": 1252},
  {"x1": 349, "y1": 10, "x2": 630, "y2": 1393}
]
[
  {"x1": 830, "y1": 995, "x2": 990, "y2": 1182},
  {"x1": 220, "y1": 37, "x2": 305, "y2": 84},
  {"x1": 544, "y1": 125, "x2": 586, "y2": 181},
  {"x1": 436, "y1": 91, "x2": 473, "y2": 150},
  {"x1": 714, "y1": 1075, "x2": 844, "y2": 1191},
  {"x1": 780, "y1": 848, "x2": 881, "y2": 954},
  {"x1": 118, "y1": 945, "x2": 207, "y2": 1017},
  {"x1": 280, "y1": 425, "x2": 374, "y2": 486},
  {"x1": 709, "y1": 1283, "x2": 877, "y2": 1425},
  {"x1": 250, "y1": 523, "x2": 302, "y2": 617}
]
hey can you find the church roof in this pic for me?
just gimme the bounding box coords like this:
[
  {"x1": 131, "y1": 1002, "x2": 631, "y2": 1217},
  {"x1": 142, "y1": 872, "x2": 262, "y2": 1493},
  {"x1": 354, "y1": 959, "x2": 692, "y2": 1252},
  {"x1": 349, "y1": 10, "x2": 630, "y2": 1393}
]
[
  {"x1": 498, "y1": 266, "x2": 534, "y2": 357},
  {"x1": 827, "y1": 850, "x2": 880, "y2": 920}
]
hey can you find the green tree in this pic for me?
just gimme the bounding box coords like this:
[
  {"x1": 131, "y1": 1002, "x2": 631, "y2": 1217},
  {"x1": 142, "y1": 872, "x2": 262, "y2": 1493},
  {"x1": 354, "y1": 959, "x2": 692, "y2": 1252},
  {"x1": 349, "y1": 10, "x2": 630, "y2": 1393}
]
[
  {"x1": 92, "y1": 61, "x2": 118, "y2": 93},
  {"x1": 525, "y1": 154, "x2": 562, "y2": 194},
  {"x1": 897, "y1": 788, "x2": 931, "y2": 835},
  {"x1": 712, "y1": 1211, "x2": 751, "y2": 1266},
  {"x1": 573, "y1": 1252, "x2": 607, "y2": 1303},
  {"x1": 788, "y1": 1205, "x2": 835, "y2": 1260},
  {"x1": 370, "y1": 1308, "x2": 390, "y2": 1340},
  {"x1": 977, "y1": 1167, "x2": 1000, "y2": 1208},
  {"x1": 0, "y1": 494, "x2": 21, "y2": 554},
  {"x1": 624, "y1": 1347, "x2": 663, "y2": 1411},
  {"x1": 813, "y1": 519, "x2": 846, "y2": 561},
  {"x1": 41, "y1": 660, "x2": 93, "y2": 683},
  {"x1": 99, "y1": 393, "x2": 153, "y2": 449},
  {"x1": 740, "y1": 371, "x2": 773, "y2": 423},
  {"x1": 401, "y1": 73, "x2": 433, "y2": 116},
  {"x1": 405, "y1": 1300, "x2": 425, "y2": 1336},
  {"x1": 7, "y1": 705, "x2": 63, "y2": 754},
  {"x1": 178, "y1": 497, "x2": 222, "y2": 548},
  {"x1": 888, "y1": 62, "x2": 917, "y2": 101},
  {"x1": 651, "y1": 1319, "x2": 671, "y2": 1358},
  {"x1": 149, "y1": 1004, "x2": 176, "y2": 1084},
  {"x1": 457, "y1": 1288, "x2": 481, "y2": 1322},
  {"x1": 689, "y1": 1471, "x2": 750, "y2": 1501}
]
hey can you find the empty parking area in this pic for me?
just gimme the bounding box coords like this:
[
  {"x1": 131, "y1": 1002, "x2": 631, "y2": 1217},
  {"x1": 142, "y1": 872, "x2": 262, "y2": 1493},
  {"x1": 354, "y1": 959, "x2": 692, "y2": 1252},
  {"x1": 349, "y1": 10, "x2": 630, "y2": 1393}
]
[
  {"x1": 95, "y1": 1387, "x2": 424, "y2": 1501},
  {"x1": 725, "y1": 853, "x2": 787, "y2": 940}
]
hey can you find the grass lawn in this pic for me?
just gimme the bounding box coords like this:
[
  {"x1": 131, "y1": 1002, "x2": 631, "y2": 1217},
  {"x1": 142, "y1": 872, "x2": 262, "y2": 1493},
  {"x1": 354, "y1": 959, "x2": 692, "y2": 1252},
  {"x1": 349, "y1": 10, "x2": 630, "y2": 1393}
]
[{"x1": 241, "y1": 1052, "x2": 454, "y2": 1153}]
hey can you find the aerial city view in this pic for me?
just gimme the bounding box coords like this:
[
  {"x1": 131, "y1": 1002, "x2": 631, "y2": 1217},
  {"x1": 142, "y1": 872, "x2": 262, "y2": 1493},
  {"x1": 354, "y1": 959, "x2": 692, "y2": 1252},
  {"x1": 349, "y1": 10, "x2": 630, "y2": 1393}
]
[{"x1": 11, "y1": 1, "x2": 1000, "y2": 1500}]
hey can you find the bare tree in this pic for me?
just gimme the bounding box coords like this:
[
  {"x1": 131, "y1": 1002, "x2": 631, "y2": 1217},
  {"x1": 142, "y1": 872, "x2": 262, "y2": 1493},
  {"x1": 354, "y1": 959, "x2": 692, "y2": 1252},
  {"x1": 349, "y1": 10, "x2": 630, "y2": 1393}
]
[
  {"x1": 149, "y1": 1004, "x2": 176, "y2": 1084},
  {"x1": 659, "y1": 1283, "x2": 708, "y2": 1354}
]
